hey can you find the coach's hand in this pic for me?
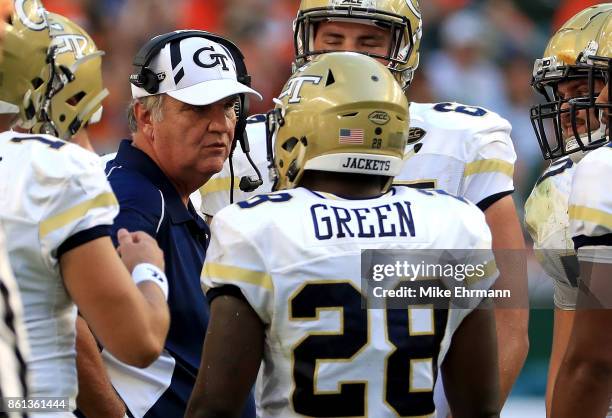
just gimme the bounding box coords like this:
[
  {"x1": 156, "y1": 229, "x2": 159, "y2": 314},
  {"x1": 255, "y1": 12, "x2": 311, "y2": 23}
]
[{"x1": 117, "y1": 228, "x2": 165, "y2": 272}]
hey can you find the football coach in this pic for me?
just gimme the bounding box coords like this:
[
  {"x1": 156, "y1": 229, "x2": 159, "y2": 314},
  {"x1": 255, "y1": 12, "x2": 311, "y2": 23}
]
[{"x1": 100, "y1": 31, "x2": 262, "y2": 418}]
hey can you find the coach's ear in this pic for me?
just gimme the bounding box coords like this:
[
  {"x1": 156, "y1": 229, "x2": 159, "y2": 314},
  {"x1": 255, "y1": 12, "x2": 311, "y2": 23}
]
[{"x1": 133, "y1": 100, "x2": 155, "y2": 141}]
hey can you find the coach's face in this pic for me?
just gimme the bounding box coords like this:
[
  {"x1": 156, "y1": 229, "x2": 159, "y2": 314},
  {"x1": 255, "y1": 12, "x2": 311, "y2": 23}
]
[{"x1": 151, "y1": 95, "x2": 236, "y2": 191}]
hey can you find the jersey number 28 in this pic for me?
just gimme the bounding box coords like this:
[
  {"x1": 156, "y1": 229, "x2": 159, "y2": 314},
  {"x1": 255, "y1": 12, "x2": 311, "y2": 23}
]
[{"x1": 290, "y1": 281, "x2": 448, "y2": 417}]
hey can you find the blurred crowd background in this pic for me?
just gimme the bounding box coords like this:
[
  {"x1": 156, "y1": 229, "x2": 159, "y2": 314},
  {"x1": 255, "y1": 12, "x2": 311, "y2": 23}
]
[
  {"x1": 39, "y1": 0, "x2": 607, "y2": 211},
  {"x1": 39, "y1": 0, "x2": 610, "y2": 413}
]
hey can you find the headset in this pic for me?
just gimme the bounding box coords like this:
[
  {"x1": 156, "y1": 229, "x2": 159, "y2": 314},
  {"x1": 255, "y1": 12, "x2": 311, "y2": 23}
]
[{"x1": 130, "y1": 30, "x2": 263, "y2": 200}]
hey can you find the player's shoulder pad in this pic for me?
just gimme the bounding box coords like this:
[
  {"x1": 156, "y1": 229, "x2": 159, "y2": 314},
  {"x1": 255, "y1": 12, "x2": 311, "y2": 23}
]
[
  {"x1": 244, "y1": 115, "x2": 268, "y2": 156},
  {"x1": 397, "y1": 186, "x2": 483, "y2": 217},
  {"x1": 5, "y1": 132, "x2": 103, "y2": 180},
  {"x1": 576, "y1": 145, "x2": 612, "y2": 175},
  {"x1": 571, "y1": 146, "x2": 612, "y2": 201},
  {"x1": 410, "y1": 101, "x2": 512, "y2": 136},
  {"x1": 399, "y1": 186, "x2": 489, "y2": 241},
  {"x1": 213, "y1": 189, "x2": 296, "y2": 232},
  {"x1": 409, "y1": 102, "x2": 514, "y2": 162},
  {"x1": 534, "y1": 157, "x2": 575, "y2": 186}
]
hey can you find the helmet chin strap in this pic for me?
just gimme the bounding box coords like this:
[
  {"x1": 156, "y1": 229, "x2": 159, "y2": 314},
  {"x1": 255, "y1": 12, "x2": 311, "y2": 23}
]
[{"x1": 565, "y1": 109, "x2": 608, "y2": 162}]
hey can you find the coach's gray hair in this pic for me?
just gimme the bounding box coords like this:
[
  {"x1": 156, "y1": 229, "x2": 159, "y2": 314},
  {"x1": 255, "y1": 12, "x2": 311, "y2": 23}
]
[{"x1": 126, "y1": 94, "x2": 165, "y2": 133}]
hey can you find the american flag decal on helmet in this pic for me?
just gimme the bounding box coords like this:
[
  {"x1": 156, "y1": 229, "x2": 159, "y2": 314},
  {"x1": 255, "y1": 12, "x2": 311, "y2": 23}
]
[{"x1": 339, "y1": 128, "x2": 364, "y2": 144}]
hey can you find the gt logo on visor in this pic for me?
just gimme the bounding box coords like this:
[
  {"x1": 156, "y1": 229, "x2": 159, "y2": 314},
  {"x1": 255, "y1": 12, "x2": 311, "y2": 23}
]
[{"x1": 193, "y1": 46, "x2": 230, "y2": 71}]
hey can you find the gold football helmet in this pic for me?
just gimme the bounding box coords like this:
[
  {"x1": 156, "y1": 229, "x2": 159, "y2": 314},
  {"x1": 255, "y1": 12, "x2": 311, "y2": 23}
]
[
  {"x1": 267, "y1": 51, "x2": 409, "y2": 190},
  {"x1": 294, "y1": 0, "x2": 422, "y2": 90},
  {"x1": 31, "y1": 12, "x2": 108, "y2": 139},
  {"x1": 0, "y1": 0, "x2": 50, "y2": 121},
  {"x1": 531, "y1": 4, "x2": 612, "y2": 159}
]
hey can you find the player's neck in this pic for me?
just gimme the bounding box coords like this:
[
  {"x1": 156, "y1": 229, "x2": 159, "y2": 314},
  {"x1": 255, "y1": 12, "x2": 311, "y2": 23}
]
[
  {"x1": 299, "y1": 171, "x2": 385, "y2": 199},
  {"x1": 71, "y1": 129, "x2": 95, "y2": 152}
]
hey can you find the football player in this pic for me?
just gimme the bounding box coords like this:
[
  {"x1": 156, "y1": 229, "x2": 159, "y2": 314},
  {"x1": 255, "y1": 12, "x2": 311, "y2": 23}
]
[
  {"x1": 0, "y1": 1, "x2": 30, "y2": 416},
  {"x1": 549, "y1": 7, "x2": 612, "y2": 416},
  {"x1": 200, "y1": 0, "x2": 527, "y2": 413},
  {"x1": 186, "y1": 52, "x2": 501, "y2": 418},
  {"x1": 31, "y1": 12, "x2": 108, "y2": 148},
  {"x1": 32, "y1": 13, "x2": 129, "y2": 418},
  {"x1": 0, "y1": 2, "x2": 171, "y2": 415},
  {"x1": 524, "y1": 4, "x2": 612, "y2": 416}
]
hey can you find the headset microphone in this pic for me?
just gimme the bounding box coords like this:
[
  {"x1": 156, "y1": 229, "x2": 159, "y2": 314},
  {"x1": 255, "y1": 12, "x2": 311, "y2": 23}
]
[
  {"x1": 239, "y1": 175, "x2": 263, "y2": 192},
  {"x1": 230, "y1": 129, "x2": 264, "y2": 203}
]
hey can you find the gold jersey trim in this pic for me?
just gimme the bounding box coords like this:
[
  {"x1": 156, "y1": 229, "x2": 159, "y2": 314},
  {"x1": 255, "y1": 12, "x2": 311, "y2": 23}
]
[
  {"x1": 569, "y1": 205, "x2": 612, "y2": 229},
  {"x1": 39, "y1": 192, "x2": 118, "y2": 237},
  {"x1": 464, "y1": 159, "x2": 514, "y2": 178},
  {"x1": 203, "y1": 262, "x2": 273, "y2": 290}
]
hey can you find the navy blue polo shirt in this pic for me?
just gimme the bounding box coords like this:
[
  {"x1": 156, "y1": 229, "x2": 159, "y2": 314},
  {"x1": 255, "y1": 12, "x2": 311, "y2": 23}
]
[{"x1": 105, "y1": 140, "x2": 255, "y2": 418}]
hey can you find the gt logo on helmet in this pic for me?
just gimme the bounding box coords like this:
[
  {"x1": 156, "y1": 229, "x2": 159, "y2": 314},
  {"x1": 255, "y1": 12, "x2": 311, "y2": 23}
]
[
  {"x1": 278, "y1": 75, "x2": 322, "y2": 104},
  {"x1": 52, "y1": 34, "x2": 89, "y2": 59},
  {"x1": 15, "y1": 0, "x2": 47, "y2": 31}
]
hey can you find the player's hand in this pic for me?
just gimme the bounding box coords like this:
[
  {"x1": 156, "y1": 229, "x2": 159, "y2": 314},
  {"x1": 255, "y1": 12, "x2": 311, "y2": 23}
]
[{"x1": 116, "y1": 228, "x2": 165, "y2": 272}]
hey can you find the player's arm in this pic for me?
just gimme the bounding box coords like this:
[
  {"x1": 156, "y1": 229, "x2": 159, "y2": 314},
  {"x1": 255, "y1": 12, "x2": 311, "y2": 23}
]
[
  {"x1": 484, "y1": 195, "x2": 529, "y2": 403},
  {"x1": 442, "y1": 301, "x2": 500, "y2": 418},
  {"x1": 62, "y1": 230, "x2": 170, "y2": 367},
  {"x1": 545, "y1": 308, "x2": 575, "y2": 415},
  {"x1": 185, "y1": 291, "x2": 264, "y2": 418},
  {"x1": 551, "y1": 260, "x2": 612, "y2": 418},
  {"x1": 552, "y1": 153, "x2": 612, "y2": 416},
  {"x1": 75, "y1": 316, "x2": 126, "y2": 418},
  {"x1": 462, "y1": 118, "x2": 529, "y2": 403}
]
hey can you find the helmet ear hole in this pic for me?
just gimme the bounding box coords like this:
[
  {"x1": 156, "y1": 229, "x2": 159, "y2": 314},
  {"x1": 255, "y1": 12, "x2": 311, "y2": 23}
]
[
  {"x1": 59, "y1": 114, "x2": 66, "y2": 122},
  {"x1": 287, "y1": 160, "x2": 299, "y2": 181},
  {"x1": 31, "y1": 77, "x2": 44, "y2": 89},
  {"x1": 325, "y1": 70, "x2": 335, "y2": 86},
  {"x1": 282, "y1": 137, "x2": 299, "y2": 152},
  {"x1": 66, "y1": 91, "x2": 86, "y2": 106}
]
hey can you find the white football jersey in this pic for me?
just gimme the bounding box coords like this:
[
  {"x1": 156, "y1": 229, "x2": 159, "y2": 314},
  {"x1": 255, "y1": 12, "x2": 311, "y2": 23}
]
[
  {"x1": 568, "y1": 145, "x2": 612, "y2": 418},
  {"x1": 524, "y1": 157, "x2": 580, "y2": 309},
  {"x1": 200, "y1": 116, "x2": 272, "y2": 217},
  {"x1": 202, "y1": 186, "x2": 498, "y2": 418},
  {"x1": 569, "y1": 144, "x2": 612, "y2": 263},
  {"x1": 397, "y1": 102, "x2": 516, "y2": 207},
  {"x1": 200, "y1": 103, "x2": 516, "y2": 217},
  {"x1": 0, "y1": 226, "x2": 29, "y2": 418},
  {"x1": 0, "y1": 132, "x2": 118, "y2": 410}
]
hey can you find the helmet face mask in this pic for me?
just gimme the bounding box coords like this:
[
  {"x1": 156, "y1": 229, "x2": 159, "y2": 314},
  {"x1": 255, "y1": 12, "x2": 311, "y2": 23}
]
[
  {"x1": 267, "y1": 52, "x2": 409, "y2": 191},
  {"x1": 568, "y1": 54, "x2": 612, "y2": 153},
  {"x1": 530, "y1": 58, "x2": 606, "y2": 160},
  {"x1": 30, "y1": 12, "x2": 109, "y2": 139},
  {"x1": 294, "y1": 0, "x2": 422, "y2": 90},
  {"x1": 530, "y1": 5, "x2": 612, "y2": 160}
]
